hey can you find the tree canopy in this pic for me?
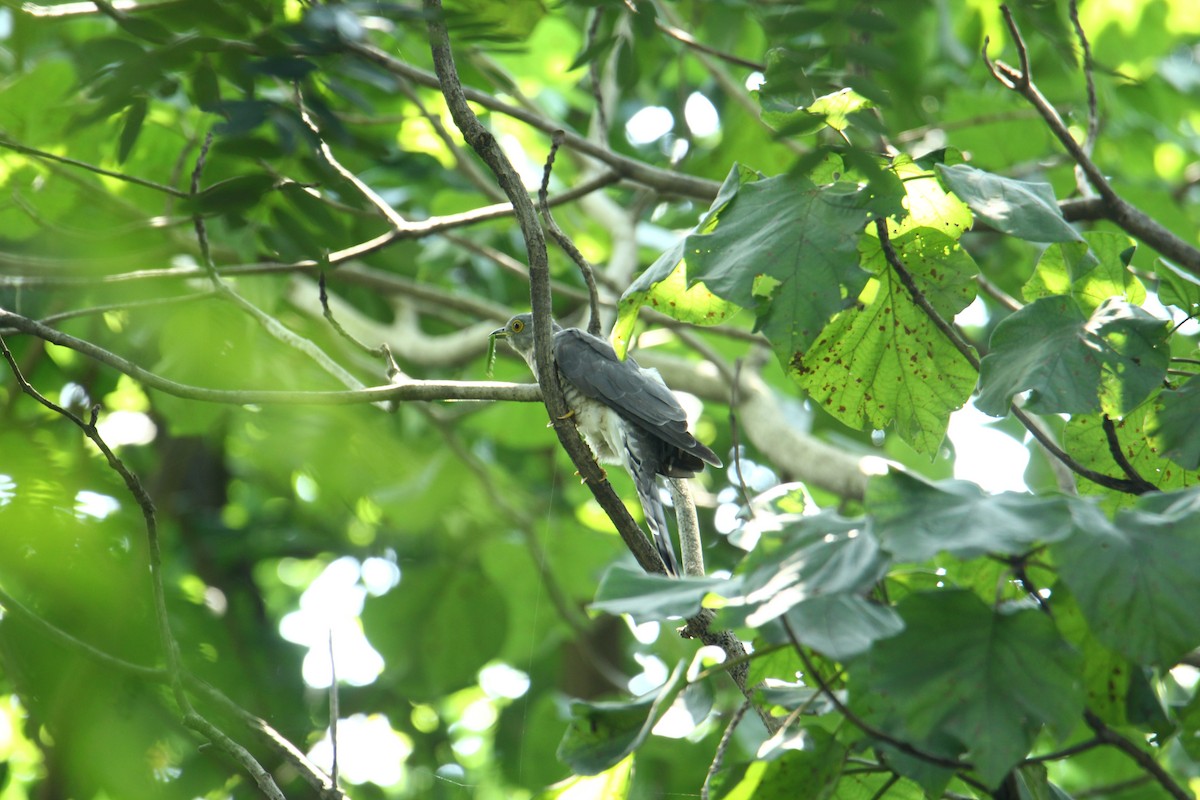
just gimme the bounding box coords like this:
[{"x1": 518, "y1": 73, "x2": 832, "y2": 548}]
[{"x1": 2, "y1": 1, "x2": 1200, "y2": 799}]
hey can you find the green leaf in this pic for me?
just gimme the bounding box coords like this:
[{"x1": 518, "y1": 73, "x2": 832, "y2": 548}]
[
  {"x1": 537, "y1": 758, "x2": 631, "y2": 800},
  {"x1": 708, "y1": 727, "x2": 846, "y2": 800},
  {"x1": 1024, "y1": 232, "x2": 1144, "y2": 313},
  {"x1": 114, "y1": 15, "x2": 173, "y2": 44},
  {"x1": 976, "y1": 296, "x2": 1169, "y2": 417},
  {"x1": 868, "y1": 472, "x2": 1073, "y2": 561},
  {"x1": 1065, "y1": 403, "x2": 1198, "y2": 501},
  {"x1": 936, "y1": 163, "x2": 1083, "y2": 243},
  {"x1": 784, "y1": 594, "x2": 903, "y2": 660},
  {"x1": 1155, "y1": 257, "x2": 1200, "y2": 314},
  {"x1": 185, "y1": 173, "x2": 277, "y2": 216},
  {"x1": 887, "y1": 156, "x2": 973, "y2": 240},
  {"x1": 191, "y1": 58, "x2": 221, "y2": 110},
  {"x1": 853, "y1": 590, "x2": 1083, "y2": 788},
  {"x1": 614, "y1": 164, "x2": 749, "y2": 356},
  {"x1": 793, "y1": 227, "x2": 978, "y2": 453},
  {"x1": 686, "y1": 172, "x2": 884, "y2": 349},
  {"x1": 362, "y1": 563, "x2": 508, "y2": 699},
  {"x1": 1053, "y1": 491, "x2": 1200, "y2": 666},
  {"x1": 1153, "y1": 375, "x2": 1200, "y2": 470},
  {"x1": 729, "y1": 513, "x2": 889, "y2": 627},
  {"x1": 762, "y1": 87, "x2": 874, "y2": 134},
  {"x1": 1052, "y1": 587, "x2": 1133, "y2": 727},
  {"x1": 590, "y1": 565, "x2": 725, "y2": 624},
  {"x1": 116, "y1": 97, "x2": 147, "y2": 164},
  {"x1": 557, "y1": 662, "x2": 686, "y2": 775}
]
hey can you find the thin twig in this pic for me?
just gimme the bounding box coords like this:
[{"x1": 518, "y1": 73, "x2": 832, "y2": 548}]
[
  {"x1": 1100, "y1": 415, "x2": 1156, "y2": 493},
  {"x1": 1068, "y1": 0, "x2": 1099, "y2": 197},
  {"x1": 0, "y1": 136, "x2": 189, "y2": 197},
  {"x1": 1023, "y1": 736, "x2": 1103, "y2": 764},
  {"x1": 296, "y1": 87, "x2": 412, "y2": 233},
  {"x1": 0, "y1": 582, "x2": 344, "y2": 799},
  {"x1": 319, "y1": 272, "x2": 401, "y2": 380},
  {"x1": 730, "y1": 362, "x2": 755, "y2": 515},
  {"x1": 869, "y1": 774, "x2": 901, "y2": 800},
  {"x1": 875, "y1": 219, "x2": 1149, "y2": 496},
  {"x1": 1010, "y1": 405, "x2": 1146, "y2": 494},
  {"x1": 391, "y1": 78, "x2": 506, "y2": 202},
  {"x1": 700, "y1": 700, "x2": 749, "y2": 800},
  {"x1": 328, "y1": 631, "x2": 339, "y2": 790},
  {"x1": 345, "y1": 39, "x2": 723, "y2": 202},
  {"x1": 655, "y1": 19, "x2": 765, "y2": 72},
  {"x1": 190, "y1": 130, "x2": 218, "y2": 280},
  {"x1": 538, "y1": 131, "x2": 602, "y2": 335},
  {"x1": 585, "y1": 9, "x2": 610, "y2": 143},
  {"x1": 185, "y1": 133, "x2": 378, "y2": 403}
]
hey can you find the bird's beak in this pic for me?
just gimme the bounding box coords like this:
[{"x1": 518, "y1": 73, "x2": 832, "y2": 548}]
[{"x1": 490, "y1": 326, "x2": 507, "y2": 338}]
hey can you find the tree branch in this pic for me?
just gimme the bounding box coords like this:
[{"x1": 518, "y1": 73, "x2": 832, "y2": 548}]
[
  {"x1": 0, "y1": 306, "x2": 538, "y2": 405},
  {"x1": 983, "y1": 6, "x2": 1200, "y2": 274},
  {"x1": 424, "y1": 0, "x2": 667, "y2": 576}
]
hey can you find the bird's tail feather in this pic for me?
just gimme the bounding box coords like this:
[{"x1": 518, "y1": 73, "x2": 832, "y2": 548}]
[{"x1": 626, "y1": 446, "x2": 679, "y2": 575}]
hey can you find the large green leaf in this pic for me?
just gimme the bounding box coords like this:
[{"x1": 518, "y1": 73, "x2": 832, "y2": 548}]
[
  {"x1": 1156, "y1": 257, "x2": 1200, "y2": 315},
  {"x1": 936, "y1": 163, "x2": 1083, "y2": 243},
  {"x1": 867, "y1": 472, "x2": 1073, "y2": 561},
  {"x1": 686, "y1": 171, "x2": 889, "y2": 350},
  {"x1": 852, "y1": 590, "x2": 1083, "y2": 788},
  {"x1": 794, "y1": 227, "x2": 978, "y2": 453},
  {"x1": 557, "y1": 662, "x2": 687, "y2": 775},
  {"x1": 362, "y1": 563, "x2": 508, "y2": 699},
  {"x1": 591, "y1": 565, "x2": 726, "y2": 623},
  {"x1": 1053, "y1": 491, "x2": 1200, "y2": 666},
  {"x1": 976, "y1": 296, "x2": 1170, "y2": 417}
]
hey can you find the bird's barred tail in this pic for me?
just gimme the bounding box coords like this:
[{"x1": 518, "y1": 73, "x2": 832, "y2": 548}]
[{"x1": 625, "y1": 435, "x2": 679, "y2": 576}]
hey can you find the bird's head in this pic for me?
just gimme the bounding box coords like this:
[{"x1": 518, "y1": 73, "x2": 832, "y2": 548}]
[{"x1": 491, "y1": 313, "x2": 537, "y2": 358}]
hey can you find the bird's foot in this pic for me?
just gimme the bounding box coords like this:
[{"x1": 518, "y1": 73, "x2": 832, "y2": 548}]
[
  {"x1": 546, "y1": 409, "x2": 576, "y2": 429},
  {"x1": 573, "y1": 467, "x2": 608, "y2": 483}
]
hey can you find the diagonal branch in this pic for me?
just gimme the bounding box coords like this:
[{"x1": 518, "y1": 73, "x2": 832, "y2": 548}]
[
  {"x1": 983, "y1": 6, "x2": 1200, "y2": 274},
  {"x1": 424, "y1": 0, "x2": 666, "y2": 576}
]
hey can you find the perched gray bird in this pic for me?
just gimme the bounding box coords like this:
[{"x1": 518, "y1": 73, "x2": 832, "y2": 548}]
[{"x1": 492, "y1": 313, "x2": 722, "y2": 574}]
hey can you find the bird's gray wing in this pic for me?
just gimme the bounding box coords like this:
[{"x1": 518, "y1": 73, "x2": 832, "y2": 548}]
[{"x1": 554, "y1": 328, "x2": 720, "y2": 467}]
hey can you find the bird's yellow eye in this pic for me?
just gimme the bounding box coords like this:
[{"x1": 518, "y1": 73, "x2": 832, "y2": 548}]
[{"x1": 511, "y1": 319, "x2": 525, "y2": 333}]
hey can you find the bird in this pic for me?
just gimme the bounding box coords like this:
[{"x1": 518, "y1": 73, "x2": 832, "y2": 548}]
[{"x1": 492, "y1": 313, "x2": 722, "y2": 575}]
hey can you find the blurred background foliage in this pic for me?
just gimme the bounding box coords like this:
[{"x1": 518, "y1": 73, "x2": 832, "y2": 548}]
[{"x1": 1, "y1": 0, "x2": 1199, "y2": 798}]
